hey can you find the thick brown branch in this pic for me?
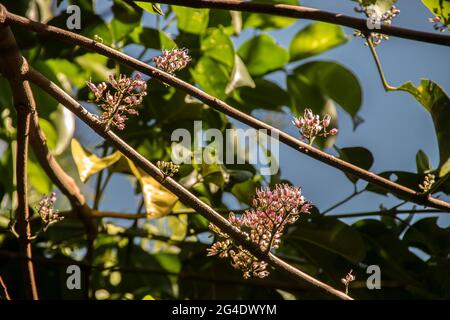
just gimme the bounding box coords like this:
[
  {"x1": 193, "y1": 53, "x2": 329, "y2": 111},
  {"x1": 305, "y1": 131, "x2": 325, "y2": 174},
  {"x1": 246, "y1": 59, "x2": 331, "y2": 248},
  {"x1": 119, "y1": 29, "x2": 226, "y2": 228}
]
[
  {"x1": 25, "y1": 67, "x2": 352, "y2": 300},
  {"x1": 2, "y1": 7, "x2": 449, "y2": 211},
  {"x1": 0, "y1": 23, "x2": 38, "y2": 300},
  {"x1": 151, "y1": 0, "x2": 450, "y2": 46}
]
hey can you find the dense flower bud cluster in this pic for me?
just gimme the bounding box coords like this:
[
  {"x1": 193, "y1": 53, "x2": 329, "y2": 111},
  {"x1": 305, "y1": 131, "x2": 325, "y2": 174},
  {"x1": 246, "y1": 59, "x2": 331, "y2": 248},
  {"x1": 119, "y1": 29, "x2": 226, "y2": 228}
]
[
  {"x1": 341, "y1": 269, "x2": 356, "y2": 294},
  {"x1": 353, "y1": 4, "x2": 400, "y2": 46},
  {"x1": 157, "y1": 160, "x2": 180, "y2": 179},
  {"x1": 207, "y1": 184, "x2": 312, "y2": 279},
  {"x1": 419, "y1": 173, "x2": 435, "y2": 193},
  {"x1": 86, "y1": 73, "x2": 147, "y2": 130},
  {"x1": 292, "y1": 108, "x2": 338, "y2": 145},
  {"x1": 153, "y1": 49, "x2": 191, "y2": 75},
  {"x1": 38, "y1": 192, "x2": 63, "y2": 231}
]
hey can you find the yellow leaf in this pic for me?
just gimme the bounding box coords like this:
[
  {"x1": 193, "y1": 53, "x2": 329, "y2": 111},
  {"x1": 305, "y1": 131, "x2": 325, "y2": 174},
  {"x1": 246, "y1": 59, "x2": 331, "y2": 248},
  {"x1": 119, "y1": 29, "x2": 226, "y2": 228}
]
[
  {"x1": 126, "y1": 158, "x2": 178, "y2": 218},
  {"x1": 70, "y1": 139, "x2": 121, "y2": 183}
]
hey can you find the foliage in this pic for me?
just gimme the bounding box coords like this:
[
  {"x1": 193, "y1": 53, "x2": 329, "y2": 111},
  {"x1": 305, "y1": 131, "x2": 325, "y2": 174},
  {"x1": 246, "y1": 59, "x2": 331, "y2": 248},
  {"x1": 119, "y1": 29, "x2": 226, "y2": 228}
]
[{"x1": 0, "y1": 0, "x2": 449, "y2": 300}]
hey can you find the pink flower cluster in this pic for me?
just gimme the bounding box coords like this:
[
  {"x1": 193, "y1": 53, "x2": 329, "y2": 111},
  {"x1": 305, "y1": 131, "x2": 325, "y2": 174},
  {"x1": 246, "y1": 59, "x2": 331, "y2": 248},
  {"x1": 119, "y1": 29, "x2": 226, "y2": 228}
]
[
  {"x1": 153, "y1": 49, "x2": 191, "y2": 75},
  {"x1": 428, "y1": 16, "x2": 447, "y2": 32},
  {"x1": 86, "y1": 73, "x2": 147, "y2": 130},
  {"x1": 354, "y1": 4, "x2": 400, "y2": 46},
  {"x1": 38, "y1": 192, "x2": 63, "y2": 231},
  {"x1": 207, "y1": 184, "x2": 312, "y2": 279},
  {"x1": 292, "y1": 108, "x2": 338, "y2": 144}
]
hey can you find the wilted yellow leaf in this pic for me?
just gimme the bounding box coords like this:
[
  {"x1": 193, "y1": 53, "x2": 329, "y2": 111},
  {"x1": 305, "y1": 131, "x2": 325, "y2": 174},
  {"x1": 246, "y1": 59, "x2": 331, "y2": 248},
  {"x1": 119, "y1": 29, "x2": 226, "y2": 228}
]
[
  {"x1": 126, "y1": 158, "x2": 178, "y2": 218},
  {"x1": 70, "y1": 138, "x2": 121, "y2": 183}
]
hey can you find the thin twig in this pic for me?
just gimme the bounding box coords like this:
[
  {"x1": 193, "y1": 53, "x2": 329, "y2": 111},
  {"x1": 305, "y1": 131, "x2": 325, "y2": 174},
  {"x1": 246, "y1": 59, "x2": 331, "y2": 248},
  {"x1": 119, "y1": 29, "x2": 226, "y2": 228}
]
[
  {"x1": 332, "y1": 208, "x2": 445, "y2": 219},
  {"x1": 0, "y1": 275, "x2": 11, "y2": 300},
  {"x1": 3, "y1": 9, "x2": 449, "y2": 211},
  {"x1": 25, "y1": 67, "x2": 352, "y2": 300},
  {"x1": 144, "y1": 0, "x2": 450, "y2": 46},
  {"x1": 366, "y1": 37, "x2": 397, "y2": 91}
]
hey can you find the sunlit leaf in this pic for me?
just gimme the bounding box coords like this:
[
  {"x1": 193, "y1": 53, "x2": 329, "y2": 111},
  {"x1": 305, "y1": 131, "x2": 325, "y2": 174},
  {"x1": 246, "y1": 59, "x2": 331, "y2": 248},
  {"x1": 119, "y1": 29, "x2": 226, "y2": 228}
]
[
  {"x1": 172, "y1": 6, "x2": 209, "y2": 34},
  {"x1": 126, "y1": 158, "x2": 178, "y2": 218},
  {"x1": 238, "y1": 34, "x2": 289, "y2": 76},
  {"x1": 421, "y1": 0, "x2": 450, "y2": 27},
  {"x1": 290, "y1": 22, "x2": 348, "y2": 61},
  {"x1": 134, "y1": 1, "x2": 164, "y2": 15},
  {"x1": 70, "y1": 138, "x2": 121, "y2": 183}
]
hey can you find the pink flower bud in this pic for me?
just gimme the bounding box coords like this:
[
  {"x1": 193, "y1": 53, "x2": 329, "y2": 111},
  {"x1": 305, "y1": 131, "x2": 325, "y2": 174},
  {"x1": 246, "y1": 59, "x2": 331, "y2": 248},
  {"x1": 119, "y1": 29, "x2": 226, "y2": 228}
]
[{"x1": 330, "y1": 128, "x2": 338, "y2": 135}]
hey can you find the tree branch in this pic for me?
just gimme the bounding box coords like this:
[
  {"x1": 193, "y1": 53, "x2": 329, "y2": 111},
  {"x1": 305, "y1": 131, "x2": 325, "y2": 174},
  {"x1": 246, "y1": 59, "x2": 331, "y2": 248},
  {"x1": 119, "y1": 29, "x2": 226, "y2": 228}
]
[
  {"x1": 0, "y1": 275, "x2": 11, "y2": 300},
  {"x1": 148, "y1": 0, "x2": 450, "y2": 46},
  {"x1": 24, "y1": 67, "x2": 352, "y2": 300},
  {"x1": 2, "y1": 7, "x2": 449, "y2": 211},
  {"x1": 0, "y1": 23, "x2": 38, "y2": 300}
]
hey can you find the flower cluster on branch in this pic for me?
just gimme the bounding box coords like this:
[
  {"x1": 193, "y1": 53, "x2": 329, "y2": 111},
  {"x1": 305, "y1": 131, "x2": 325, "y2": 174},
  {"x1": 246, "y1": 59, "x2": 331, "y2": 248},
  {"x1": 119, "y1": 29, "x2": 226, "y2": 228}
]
[
  {"x1": 87, "y1": 73, "x2": 147, "y2": 130},
  {"x1": 353, "y1": 3, "x2": 400, "y2": 46},
  {"x1": 37, "y1": 192, "x2": 63, "y2": 232},
  {"x1": 292, "y1": 108, "x2": 338, "y2": 145},
  {"x1": 207, "y1": 184, "x2": 312, "y2": 279},
  {"x1": 153, "y1": 49, "x2": 191, "y2": 75}
]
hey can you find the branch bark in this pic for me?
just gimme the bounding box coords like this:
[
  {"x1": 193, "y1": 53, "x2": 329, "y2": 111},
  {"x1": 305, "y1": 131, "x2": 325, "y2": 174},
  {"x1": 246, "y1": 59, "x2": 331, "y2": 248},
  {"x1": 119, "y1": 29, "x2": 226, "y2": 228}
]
[
  {"x1": 2, "y1": 7, "x2": 449, "y2": 211},
  {"x1": 149, "y1": 0, "x2": 450, "y2": 46},
  {"x1": 25, "y1": 67, "x2": 352, "y2": 300},
  {"x1": 0, "y1": 23, "x2": 38, "y2": 300}
]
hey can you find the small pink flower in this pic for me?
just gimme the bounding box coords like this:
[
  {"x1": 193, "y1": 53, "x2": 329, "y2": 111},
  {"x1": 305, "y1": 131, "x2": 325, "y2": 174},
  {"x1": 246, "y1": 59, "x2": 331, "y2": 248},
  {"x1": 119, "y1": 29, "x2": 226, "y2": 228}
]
[{"x1": 153, "y1": 48, "x2": 192, "y2": 75}]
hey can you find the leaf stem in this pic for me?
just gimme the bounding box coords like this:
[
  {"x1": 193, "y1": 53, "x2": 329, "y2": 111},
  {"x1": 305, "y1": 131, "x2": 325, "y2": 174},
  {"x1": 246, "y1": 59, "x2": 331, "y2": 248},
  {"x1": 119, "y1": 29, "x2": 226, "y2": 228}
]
[{"x1": 366, "y1": 37, "x2": 397, "y2": 91}]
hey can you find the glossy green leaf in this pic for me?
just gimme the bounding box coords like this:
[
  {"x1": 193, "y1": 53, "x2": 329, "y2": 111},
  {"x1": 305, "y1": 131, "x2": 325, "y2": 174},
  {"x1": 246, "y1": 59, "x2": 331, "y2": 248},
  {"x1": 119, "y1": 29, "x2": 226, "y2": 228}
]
[
  {"x1": 416, "y1": 149, "x2": 432, "y2": 174},
  {"x1": 134, "y1": 1, "x2": 164, "y2": 15},
  {"x1": 289, "y1": 61, "x2": 362, "y2": 117},
  {"x1": 231, "y1": 79, "x2": 289, "y2": 112},
  {"x1": 201, "y1": 28, "x2": 235, "y2": 69},
  {"x1": 290, "y1": 22, "x2": 348, "y2": 61},
  {"x1": 129, "y1": 27, "x2": 177, "y2": 50},
  {"x1": 238, "y1": 34, "x2": 289, "y2": 76},
  {"x1": 172, "y1": 6, "x2": 209, "y2": 34},
  {"x1": 396, "y1": 80, "x2": 450, "y2": 172},
  {"x1": 191, "y1": 56, "x2": 230, "y2": 100}
]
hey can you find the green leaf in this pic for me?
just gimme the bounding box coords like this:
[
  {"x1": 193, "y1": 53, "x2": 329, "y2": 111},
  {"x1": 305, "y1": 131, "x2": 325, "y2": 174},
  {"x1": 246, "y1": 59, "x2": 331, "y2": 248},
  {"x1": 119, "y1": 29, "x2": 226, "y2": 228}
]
[
  {"x1": 129, "y1": 27, "x2": 177, "y2": 50},
  {"x1": 110, "y1": 1, "x2": 141, "y2": 42},
  {"x1": 289, "y1": 22, "x2": 348, "y2": 61},
  {"x1": 191, "y1": 56, "x2": 230, "y2": 100},
  {"x1": 403, "y1": 217, "x2": 450, "y2": 258},
  {"x1": 28, "y1": 155, "x2": 53, "y2": 194},
  {"x1": 396, "y1": 80, "x2": 450, "y2": 173},
  {"x1": 231, "y1": 79, "x2": 289, "y2": 113},
  {"x1": 421, "y1": 0, "x2": 450, "y2": 27},
  {"x1": 231, "y1": 179, "x2": 260, "y2": 205},
  {"x1": 134, "y1": 1, "x2": 164, "y2": 15},
  {"x1": 289, "y1": 61, "x2": 362, "y2": 117},
  {"x1": 172, "y1": 6, "x2": 209, "y2": 34},
  {"x1": 288, "y1": 216, "x2": 366, "y2": 264},
  {"x1": 416, "y1": 149, "x2": 432, "y2": 174},
  {"x1": 337, "y1": 147, "x2": 374, "y2": 183},
  {"x1": 238, "y1": 34, "x2": 289, "y2": 76},
  {"x1": 243, "y1": 0, "x2": 299, "y2": 30},
  {"x1": 201, "y1": 28, "x2": 235, "y2": 69}
]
